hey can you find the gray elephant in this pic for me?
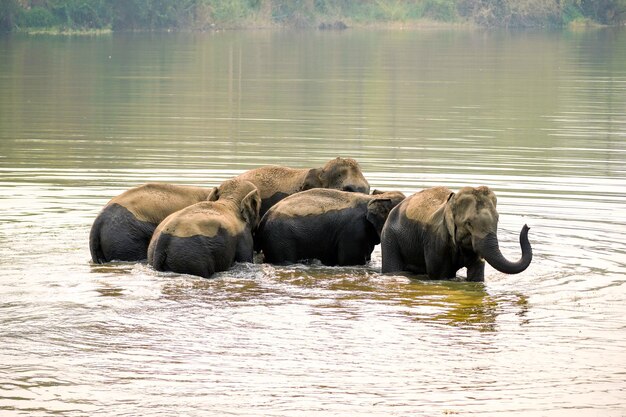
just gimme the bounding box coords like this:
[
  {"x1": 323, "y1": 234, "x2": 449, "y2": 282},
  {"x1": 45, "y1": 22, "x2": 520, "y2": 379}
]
[
  {"x1": 257, "y1": 189, "x2": 405, "y2": 266},
  {"x1": 89, "y1": 183, "x2": 215, "y2": 263},
  {"x1": 381, "y1": 186, "x2": 532, "y2": 281},
  {"x1": 235, "y1": 157, "x2": 370, "y2": 218},
  {"x1": 147, "y1": 179, "x2": 260, "y2": 279}
]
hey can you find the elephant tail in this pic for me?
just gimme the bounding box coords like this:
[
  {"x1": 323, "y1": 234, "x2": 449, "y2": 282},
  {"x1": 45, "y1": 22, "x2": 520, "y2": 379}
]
[
  {"x1": 150, "y1": 233, "x2": 171, "y2": 272},
  {"x1": 89, "y1": 214, "x2": 106, "y2": 264}
]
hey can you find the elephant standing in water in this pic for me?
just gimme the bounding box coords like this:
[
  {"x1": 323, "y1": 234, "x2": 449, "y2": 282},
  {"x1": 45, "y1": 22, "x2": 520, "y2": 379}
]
[
  {"x1": 235, "y1": 157, "x2": 370, "y2": 218},
  {"x1": 257, "y1": 189, "x2": 405, "y2": 266},
  {"x1": 381, "y1": 186, "x2": 532, "y2": 281},
  {"x1": 89, "y1": 184, "x2": 215, "y2": 263},
  {"x1": 147, "y1": 179, "x2": 260, "y2": 279},
  {"x1": 89, "y1": 157, "x2": 368, "y2": 263}
]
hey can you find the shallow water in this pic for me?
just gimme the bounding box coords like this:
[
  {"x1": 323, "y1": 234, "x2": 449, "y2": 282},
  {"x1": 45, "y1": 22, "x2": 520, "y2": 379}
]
[{"x1": 1, "y1": 29, "x2": 625, "y2": 416}]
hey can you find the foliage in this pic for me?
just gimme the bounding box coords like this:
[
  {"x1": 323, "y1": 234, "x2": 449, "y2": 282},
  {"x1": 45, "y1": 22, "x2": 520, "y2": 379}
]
[
  {"x1": 423, "y1": 0, "x2": 457, "y2": 21},
  {"x1": 0, "y1": 0, "x2": 20, "y2": 32},
  {"x1": 457, "y1": 0, "x2": 554, "y2": 27},
  {"x1": 269, "y1": 0, "x2": 316, "y2": 27},
  {"x1": 51, "y1": 0, "x2": 112, "y2": 28},
  {"x1": 206, "y1": 0, "x2": 256, "y2": 25},
  {"x1": 1, "y1": 0, "x2": 624, "y2": 32},
  {"x1": 580, "y1": 0, "x2": 626, "y2": 24},
  {"x1": 16, "y1": 6, "x2": 59, "y2": 27},
  {"x1": 457, "y1": 0, "x2": 626, "y2": 27},
  {"x1": 110, "y1": 0, "x2": 197, "y2": 30}
]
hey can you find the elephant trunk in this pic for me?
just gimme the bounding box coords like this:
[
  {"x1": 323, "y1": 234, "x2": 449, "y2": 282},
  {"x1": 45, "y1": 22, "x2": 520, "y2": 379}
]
[{"x1": 475, "y1": 224, "x2": 532, "y2": 275}]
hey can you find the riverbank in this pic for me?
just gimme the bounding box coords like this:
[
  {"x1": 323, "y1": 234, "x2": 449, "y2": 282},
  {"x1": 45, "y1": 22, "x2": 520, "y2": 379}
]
[
  {"x1": 11, "y1": 19, "x2": 610, "y2": 37},
  {"x1": 15, "y1": 26, "x2": 113, "y2": 35},
  {"x1": 13, "y1": 21, "x2": 473, "y2": 36}
]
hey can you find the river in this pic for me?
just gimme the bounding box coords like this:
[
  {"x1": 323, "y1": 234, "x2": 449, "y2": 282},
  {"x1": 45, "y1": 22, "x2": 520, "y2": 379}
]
[{"x1": 1, "y1": 28, "x2": 625, "y2": 416}]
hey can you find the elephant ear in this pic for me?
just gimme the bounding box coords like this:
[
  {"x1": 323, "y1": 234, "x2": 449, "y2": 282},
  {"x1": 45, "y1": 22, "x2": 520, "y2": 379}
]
[
  {"x1": 366, "y1": 198, "x2": 394, "y2": 237},
  {"x1": 301, "y1": 168, "x2": 323, "y2": 191},
  {"x1": 443, "y1": 192, "x2": 456, "y2": 245},
  {"x1": 206, "y1": 187, "x2": 219, "y2": 202},
  {"x1": 240, "y1": 189, "x2": 261, "y2": 228}
]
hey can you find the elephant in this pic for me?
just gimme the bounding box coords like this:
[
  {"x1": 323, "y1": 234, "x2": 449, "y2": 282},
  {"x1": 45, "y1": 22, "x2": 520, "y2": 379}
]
[
  {"x1": 256, "y1": 189, "x2": 405, "y2": 266},
  {"x1": 89, "y1": 183, "x2": 215, "y2": 263},
  {"x1": 234, "y1": 157, "x2": 370, "y2": 218},
  {"x1": 381, "y1": 186, "x2": 532, "y2": 281},
  {"x1": 147, "y1": 179, "x2": 261, "y2": 279}
]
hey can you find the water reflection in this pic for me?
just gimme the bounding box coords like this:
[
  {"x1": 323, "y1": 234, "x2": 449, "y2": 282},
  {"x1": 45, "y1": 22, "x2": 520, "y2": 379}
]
[
  {"x1": 155, "y1": 262, "x2": 522, "y2": 333},
  {"x1": 94, "y1": 286, "x2": 125, "y2": 297},
  {"x1": 90, "y1": 262, "x2": 137, "y2": 275},
  {"x1": 2, "y1": 30, "x2": 624, "y2": 179}
]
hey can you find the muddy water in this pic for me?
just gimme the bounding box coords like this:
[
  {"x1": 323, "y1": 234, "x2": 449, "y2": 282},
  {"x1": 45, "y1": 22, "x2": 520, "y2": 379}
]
[{"x1": 1, "y1": 29, "x2": 625, "y2": 416}]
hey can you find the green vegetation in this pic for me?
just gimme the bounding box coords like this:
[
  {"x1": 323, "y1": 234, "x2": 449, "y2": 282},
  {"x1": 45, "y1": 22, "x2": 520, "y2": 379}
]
[{"x1": 1, "y1": 0, "x2": 624, "y2": 33}]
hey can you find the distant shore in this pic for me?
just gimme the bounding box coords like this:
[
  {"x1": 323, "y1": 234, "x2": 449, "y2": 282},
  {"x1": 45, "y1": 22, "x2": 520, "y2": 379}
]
[
  {"x1": 10, "y1": 16, "x2": 615, "y2": 36},
  {"x1": 12, "y1": 20, "x2": 611, "y2": 37},
  {"x1": 2, "y1": 0, "x2": 622, "y2": 35}
]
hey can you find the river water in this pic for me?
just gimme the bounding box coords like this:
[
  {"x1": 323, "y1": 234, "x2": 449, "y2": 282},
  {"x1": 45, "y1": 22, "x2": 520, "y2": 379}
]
[{"x1": 1, "y1": 28, "x2": 625, "y2": 416}]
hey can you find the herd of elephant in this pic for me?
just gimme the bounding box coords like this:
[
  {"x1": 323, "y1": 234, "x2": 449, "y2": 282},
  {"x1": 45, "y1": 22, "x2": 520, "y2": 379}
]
[{"x1": 89, "y1": 157, "x2": 533, "y2": 281}]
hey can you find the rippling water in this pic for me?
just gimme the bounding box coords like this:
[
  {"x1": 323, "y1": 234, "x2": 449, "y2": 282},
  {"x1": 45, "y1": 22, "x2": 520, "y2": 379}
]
[{"x1": 1, "y1": 29, "x2": 625, "y2": 416}]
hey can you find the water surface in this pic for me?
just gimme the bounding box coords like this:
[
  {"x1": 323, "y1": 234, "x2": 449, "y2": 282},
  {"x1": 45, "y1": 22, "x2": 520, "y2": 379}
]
[{"x1": 1, "y1": 28, "x2": 625, "y2": 416}]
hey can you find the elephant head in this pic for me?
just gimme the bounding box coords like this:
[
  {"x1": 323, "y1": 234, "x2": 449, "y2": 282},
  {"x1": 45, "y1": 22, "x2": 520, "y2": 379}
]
[
  {"x1": 443, "y1": 186, "x2": 532, "y2": 274},
  {"x1": 206, "y1": 179, "x2": 261, "y2": 229},
  {"x1": 367, "y1": 191, "x2": 406, "y2": 236},
  {"x1": 302, "y1": 157, "x2": 370, "y2": 194}
]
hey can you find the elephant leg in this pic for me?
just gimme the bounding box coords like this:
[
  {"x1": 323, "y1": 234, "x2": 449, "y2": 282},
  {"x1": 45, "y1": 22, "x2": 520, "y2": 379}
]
[
  {"x1": 262, "y1": 239, "x2": 299, "y2": 265},
  {"x1": 337, "y1": 241, "x2": 366, "y2": 266},
  {"x1": 164, "y1": 236, "x2": 217, "y2": 278},
  {"x1": 235, "y1": 234, "x2": 254, "y2": 263},
  {"x1": 257, "y1": 221, "x2": 300, "y2": 264},
  {"x1": 466, "y1": 259, "x2": 485, "y2": 282},
  {"x1": 381, "y1": 230, "x2": 405, "y2": 273},
  {"x1": 91, "y1": 204, "x2": 156, "y2": 262},
  {"x1": 423, "y1": 246, "x2": 453, "y2": 279}
]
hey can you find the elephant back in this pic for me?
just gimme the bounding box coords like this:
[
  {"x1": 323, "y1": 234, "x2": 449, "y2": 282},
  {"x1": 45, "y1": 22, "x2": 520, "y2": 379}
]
[
  {"x1": 402, "y1": 186, "x2": 453, "y2": 223},
  {"x1": 266, "y1": 188, "x2": 365, "y2": 219},
  {"x1": 235, "y1": 166, "x2": 308, "y2": 200},
  {"x1": 110, "y1": 183, "x2": 214, "y2": 224},
  {"x1": 155, "y1": 201, "x2": 245, "y2": 239}
]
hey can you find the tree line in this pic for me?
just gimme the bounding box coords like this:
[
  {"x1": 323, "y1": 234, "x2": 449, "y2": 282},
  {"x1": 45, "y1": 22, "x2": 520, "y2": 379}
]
[{"x1": 1, "y1": 0, "x2": 625, "y2": 32}]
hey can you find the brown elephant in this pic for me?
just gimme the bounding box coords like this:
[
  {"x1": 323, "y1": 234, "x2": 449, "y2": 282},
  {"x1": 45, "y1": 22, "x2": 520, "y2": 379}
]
[
  {"x1": 235, "y1": 157, "x2": 370, "y2": 218},
  {"x1": 89, "y1": 157, "x2": 368, "y2": 263},
  {"x1": 381, "y1": 186, "x2": 532, "y2": 281},
  {"x1": 89, "y1": 183, "x2": 215, "y2": 263},
  {"x1": 257, "y1": 189, "x2": 405, "y2": 266},
  {"x1": 147, "y1": 179, "x2": 260, "y2": 279}
]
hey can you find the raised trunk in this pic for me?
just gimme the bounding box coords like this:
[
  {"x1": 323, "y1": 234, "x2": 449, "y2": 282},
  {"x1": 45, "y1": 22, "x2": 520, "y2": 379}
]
[{"x1": 476, "y1": 224, "x2": 532, "y2": 275}]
